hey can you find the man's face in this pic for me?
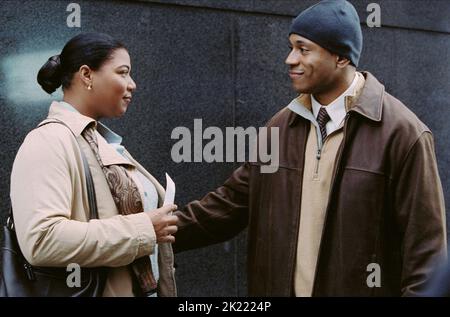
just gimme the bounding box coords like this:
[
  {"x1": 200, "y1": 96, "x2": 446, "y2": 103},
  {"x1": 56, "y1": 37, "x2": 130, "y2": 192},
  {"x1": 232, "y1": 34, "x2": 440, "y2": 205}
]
[{"x1": 285, "y1": 34, "x2": 338, "y2": 95}]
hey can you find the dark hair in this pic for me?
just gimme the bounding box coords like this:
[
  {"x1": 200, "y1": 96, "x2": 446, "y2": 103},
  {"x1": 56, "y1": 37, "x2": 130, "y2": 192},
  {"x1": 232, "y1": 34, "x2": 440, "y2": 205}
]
[{"x1": 37, "y1": 33, "x2": 126, "y2": 94}]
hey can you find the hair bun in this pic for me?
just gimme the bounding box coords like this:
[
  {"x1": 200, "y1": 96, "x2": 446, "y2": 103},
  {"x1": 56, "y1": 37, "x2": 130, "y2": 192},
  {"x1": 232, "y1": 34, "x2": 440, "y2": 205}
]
[
  {"x1": 37, "y1": 54, "x2": 63, "y2": 94},
  {"x1": 49, "y1": 54, "x2": 61, "y2": 67}
]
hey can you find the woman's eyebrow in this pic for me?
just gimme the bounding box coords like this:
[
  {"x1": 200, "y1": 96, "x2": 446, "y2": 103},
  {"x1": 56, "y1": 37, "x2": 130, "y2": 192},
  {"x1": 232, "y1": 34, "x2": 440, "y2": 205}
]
[{"x1": 117, "y1": 65, "x2": 130, "y2": 70}]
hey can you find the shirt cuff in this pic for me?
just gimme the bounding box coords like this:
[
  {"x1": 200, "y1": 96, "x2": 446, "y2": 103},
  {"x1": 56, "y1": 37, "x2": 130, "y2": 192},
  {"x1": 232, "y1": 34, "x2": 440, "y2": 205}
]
[{"x1": 128, "y1": 212, "x2": 156, "y2": 258}]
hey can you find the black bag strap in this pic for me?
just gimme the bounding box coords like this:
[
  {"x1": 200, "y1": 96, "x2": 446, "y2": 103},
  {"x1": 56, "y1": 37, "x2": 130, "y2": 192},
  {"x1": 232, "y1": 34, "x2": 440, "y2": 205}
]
[
  {"x1": 7, "y1": 118, "x2": 99, "y2": 231},
  {"x1": 37, "y1": 118, "x2": 98, "y2": 220},
  {"x1": 6, "y1": 207, "x2": 14, "y2": 230}
]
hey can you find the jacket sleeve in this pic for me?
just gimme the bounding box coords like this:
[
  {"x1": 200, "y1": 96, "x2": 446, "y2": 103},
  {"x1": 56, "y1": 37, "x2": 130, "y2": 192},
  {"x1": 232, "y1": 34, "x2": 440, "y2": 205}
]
[
  {"x1": 10, "y1": 128, "x2": 156, "y2": 268},
  {"x1": 173, "y1": 162, "x2": 250, "y2": 253},
  {"x1": 394, "y1": 131, "x2": 447, "y2": 296}
]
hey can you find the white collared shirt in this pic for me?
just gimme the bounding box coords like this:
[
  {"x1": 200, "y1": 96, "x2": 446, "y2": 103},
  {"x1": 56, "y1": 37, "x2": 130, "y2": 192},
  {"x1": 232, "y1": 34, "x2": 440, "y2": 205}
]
[{"x1": 311, "y1": 73, "x2": 359, "y2": 136}]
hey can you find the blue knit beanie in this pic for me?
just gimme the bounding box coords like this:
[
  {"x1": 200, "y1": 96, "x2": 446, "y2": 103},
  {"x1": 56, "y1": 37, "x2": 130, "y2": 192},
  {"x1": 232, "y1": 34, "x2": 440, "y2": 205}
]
[{"x1": 289, "y1": 0, "x2": 363, "y2": 67}]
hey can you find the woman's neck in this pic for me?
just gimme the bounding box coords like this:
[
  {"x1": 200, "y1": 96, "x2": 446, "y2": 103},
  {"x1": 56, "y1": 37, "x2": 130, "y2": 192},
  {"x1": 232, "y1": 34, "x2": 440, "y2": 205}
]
[{"x1": 63, "y1": 93, "x2": 99, "y2": 120}]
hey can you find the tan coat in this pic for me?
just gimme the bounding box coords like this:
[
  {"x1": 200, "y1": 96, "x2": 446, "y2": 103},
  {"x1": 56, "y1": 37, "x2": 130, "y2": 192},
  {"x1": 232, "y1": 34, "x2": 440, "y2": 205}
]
[{"x1": 10, "y1": 101, "x2": 176, "y2": 297}]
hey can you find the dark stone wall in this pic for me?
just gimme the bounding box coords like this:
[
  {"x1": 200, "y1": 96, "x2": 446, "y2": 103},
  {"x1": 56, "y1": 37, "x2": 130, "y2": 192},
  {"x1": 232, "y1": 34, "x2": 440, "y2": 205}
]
[{"x1": 0, "y1": 0, "x2": 449, "y2": 296}]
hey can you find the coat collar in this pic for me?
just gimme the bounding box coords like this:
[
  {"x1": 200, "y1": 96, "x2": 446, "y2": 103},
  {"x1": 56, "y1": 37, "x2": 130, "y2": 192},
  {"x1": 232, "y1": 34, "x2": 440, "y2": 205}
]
[
  {"x1": 46, "y1": 101, "x2": 133, "y2": 167},
  {"x1": 288, "y1": 71, "x2": 384, "y2": 127},
  {"x1": 350, "y1": 71, "x2": 384, "y2": 122},
  {"x1": 95, "y1": 130, "x2": 133, "y2": 167},
  {"x1": 47, "y1": 101, "x2": 95, "y2": 136}
]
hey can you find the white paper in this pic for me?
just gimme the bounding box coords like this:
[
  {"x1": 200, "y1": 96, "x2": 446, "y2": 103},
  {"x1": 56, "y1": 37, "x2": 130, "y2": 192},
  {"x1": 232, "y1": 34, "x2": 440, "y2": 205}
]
[{"x1": 163, "y1": 173, "x2": 176, "y2": 208}]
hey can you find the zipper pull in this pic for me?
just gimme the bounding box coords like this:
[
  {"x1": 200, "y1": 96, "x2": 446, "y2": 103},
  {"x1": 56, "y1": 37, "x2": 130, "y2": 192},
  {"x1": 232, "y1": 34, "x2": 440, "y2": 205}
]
[
  {"x1": 24, "y1": 263, "x2": 35, "y2": 281},
  {"x1": 314, "y1": 149, "x2": 322, "y2": 179}
]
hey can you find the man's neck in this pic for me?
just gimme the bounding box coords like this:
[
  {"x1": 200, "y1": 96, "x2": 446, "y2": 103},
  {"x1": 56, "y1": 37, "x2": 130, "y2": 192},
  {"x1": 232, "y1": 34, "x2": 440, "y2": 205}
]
[{"x1": 313, "y1": 71, "x2": 356, "y2": 106}]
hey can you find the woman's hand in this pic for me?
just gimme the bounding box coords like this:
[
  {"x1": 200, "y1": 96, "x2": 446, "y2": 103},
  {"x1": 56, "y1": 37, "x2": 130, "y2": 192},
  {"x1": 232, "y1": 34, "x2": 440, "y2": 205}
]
[{"x1": 145, "y1": 204, "x2": 179, "y2": 243}]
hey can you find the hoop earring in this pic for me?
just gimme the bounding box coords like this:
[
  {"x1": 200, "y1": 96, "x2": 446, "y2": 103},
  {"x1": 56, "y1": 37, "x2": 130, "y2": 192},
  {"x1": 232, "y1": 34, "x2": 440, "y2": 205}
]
[{"x1": 87, "y1": 84, "x2": 92, "y2": 90}]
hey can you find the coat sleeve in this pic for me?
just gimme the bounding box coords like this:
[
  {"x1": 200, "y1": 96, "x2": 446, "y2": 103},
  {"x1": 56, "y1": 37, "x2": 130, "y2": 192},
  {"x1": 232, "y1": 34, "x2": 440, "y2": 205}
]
[
  {"x1": 10, "y1": 128, "x2": 156, "y2": 268},
  {"x1": 394, "y1": 131, "x2": 447, "y2": 296},
  {"x1": 173, "y1": 162, "x2": 250, "y2": 253}
]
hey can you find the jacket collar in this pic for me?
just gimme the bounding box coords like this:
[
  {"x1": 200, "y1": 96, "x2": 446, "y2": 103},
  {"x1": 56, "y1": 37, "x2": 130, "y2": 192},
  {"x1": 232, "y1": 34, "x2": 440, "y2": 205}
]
[
  {"x1": 95, "y1": 130, "x2": 133, "y2": 167},
  {"x1": 288, "y1": 71, "x2": 384, "y2": 127},
  {"x1": 47, "y1": 101, "x2": 96, "y2": 136},
  {"x1": 350, "y1": 71, "x2": 384, "y2": 122},
  {"x1": 46, "y1": 101, "x2": 133, "y2": 167}
]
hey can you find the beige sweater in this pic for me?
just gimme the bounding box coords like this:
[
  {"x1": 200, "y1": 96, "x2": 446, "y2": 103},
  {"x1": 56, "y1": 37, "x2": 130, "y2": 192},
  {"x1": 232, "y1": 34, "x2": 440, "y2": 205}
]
[{"x1": 294, "y1": 73, "x2": 365, "y2": 296}]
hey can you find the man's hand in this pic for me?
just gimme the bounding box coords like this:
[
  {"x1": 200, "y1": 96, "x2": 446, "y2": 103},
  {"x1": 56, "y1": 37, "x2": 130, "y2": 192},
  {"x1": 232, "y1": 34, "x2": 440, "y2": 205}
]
[{"x1": 146, "y1": 204, "x2": 179, "y2": 243}]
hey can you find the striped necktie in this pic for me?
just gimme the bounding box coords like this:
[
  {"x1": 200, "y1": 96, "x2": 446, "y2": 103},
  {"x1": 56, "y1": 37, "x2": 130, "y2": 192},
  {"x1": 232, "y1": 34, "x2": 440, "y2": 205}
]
[{"x1": 317, "y1": 107, "x2": 331, "y2": 141}]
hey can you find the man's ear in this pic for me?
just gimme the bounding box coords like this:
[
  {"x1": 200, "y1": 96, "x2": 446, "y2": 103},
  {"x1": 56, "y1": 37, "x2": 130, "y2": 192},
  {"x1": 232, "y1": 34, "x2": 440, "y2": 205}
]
[{"x1": 336, "y1": 56, "x2": 351, "y2": 68}]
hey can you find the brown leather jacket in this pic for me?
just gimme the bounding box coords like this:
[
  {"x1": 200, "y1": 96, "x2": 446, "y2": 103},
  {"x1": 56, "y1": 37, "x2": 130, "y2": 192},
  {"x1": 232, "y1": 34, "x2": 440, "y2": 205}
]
[{"x1": 174, "y1": 72, "x2": 447, "y2": 296}]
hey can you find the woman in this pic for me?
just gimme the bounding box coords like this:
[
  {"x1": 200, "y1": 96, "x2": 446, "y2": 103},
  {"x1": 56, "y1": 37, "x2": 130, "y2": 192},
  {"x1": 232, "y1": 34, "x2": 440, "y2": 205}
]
[{"x1": 10, "y1": 33, "x2": 178, "y2": 297}]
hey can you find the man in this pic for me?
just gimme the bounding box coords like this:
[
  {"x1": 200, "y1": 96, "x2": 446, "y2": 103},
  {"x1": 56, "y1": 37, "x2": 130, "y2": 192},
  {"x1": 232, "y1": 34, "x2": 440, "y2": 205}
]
[{"x1": 173, "y1": 0, "x2": 447, "y2": 296}]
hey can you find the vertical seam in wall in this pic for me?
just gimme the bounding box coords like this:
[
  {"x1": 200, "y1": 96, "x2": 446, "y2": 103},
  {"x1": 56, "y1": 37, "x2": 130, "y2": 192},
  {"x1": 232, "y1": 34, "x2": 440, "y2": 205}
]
[{"x1": 230, "y1": 14, "x2": 239, "y2": 297}]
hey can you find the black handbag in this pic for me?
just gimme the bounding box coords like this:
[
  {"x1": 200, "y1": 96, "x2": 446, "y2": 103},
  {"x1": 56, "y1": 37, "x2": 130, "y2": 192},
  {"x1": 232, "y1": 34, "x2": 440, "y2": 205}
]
[{"x1": 0, "y1": 120, "x2": 107, "y2": 297}]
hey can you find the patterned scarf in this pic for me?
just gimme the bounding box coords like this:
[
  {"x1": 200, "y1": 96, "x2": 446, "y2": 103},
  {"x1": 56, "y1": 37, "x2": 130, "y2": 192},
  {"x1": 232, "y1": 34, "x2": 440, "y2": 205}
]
[{"x1": 83, "y1": 125, "x2": 157, "y2": 295}]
